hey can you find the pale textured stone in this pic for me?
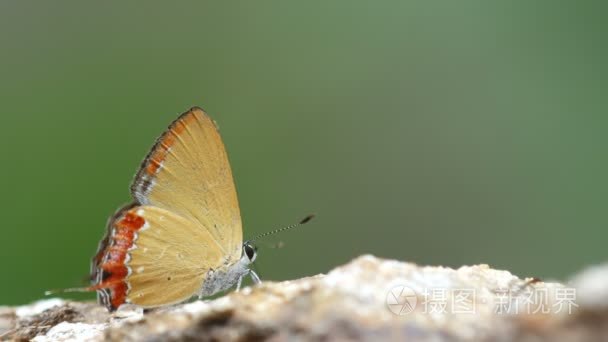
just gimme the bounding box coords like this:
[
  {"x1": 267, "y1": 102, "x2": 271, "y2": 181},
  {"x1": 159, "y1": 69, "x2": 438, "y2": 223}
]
[{"x1": 1, "y1": 255, "x2": 607, "y2": 341}]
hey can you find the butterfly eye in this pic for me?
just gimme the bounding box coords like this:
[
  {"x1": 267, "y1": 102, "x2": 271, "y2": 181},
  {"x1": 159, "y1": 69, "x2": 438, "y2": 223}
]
[{"x1": 243, "y1": 243, "x2": 257, "y2": 262}]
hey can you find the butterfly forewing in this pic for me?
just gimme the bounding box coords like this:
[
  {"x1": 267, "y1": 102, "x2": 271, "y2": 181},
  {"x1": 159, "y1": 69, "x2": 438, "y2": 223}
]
[{"x1": 131, "y1": 107, "x2": 242, "y2": 259}]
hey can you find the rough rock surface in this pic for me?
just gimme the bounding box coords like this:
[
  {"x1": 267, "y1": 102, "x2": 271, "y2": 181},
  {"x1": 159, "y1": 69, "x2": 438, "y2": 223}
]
[{"x1": 1, "y1": 255, "x2": 607, "y2": 341}]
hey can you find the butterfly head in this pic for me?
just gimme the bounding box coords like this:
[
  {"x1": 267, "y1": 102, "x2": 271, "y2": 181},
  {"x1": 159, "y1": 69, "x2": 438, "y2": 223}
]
[
  {"x1": 242, "y1": 241, "x2": 257, "y2": 263},
  {"x1": 241, "y1": 214, "x2": 315, "y2": 265}
]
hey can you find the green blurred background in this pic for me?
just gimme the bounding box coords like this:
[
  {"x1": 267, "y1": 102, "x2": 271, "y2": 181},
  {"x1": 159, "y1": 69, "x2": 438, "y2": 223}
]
[{"x1": 1, "y1": 2, "x2": 606, "y2": 306}]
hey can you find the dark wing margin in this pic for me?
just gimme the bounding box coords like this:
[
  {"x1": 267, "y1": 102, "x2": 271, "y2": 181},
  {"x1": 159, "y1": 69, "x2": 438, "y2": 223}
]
[{"x1": 130, "y1": 106, "x2": 211, "y2": 204}]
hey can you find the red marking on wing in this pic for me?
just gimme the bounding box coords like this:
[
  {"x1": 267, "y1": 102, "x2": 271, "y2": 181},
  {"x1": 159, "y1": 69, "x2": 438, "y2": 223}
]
[
  {"x1": 90, "y1": 209, "x2": 145, "y2": 310},
  {"x1": 144, "y1": 111, "x2": 198, "y2": 177},
  {"x1": 118, "y1": 211, "x2": 145, "y2": 230},
  {"x1": 90, "y1": 108, "x2": 207, "y2": 310}
]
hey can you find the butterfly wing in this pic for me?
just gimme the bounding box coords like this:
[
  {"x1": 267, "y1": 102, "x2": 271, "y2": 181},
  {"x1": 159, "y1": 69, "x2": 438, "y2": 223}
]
[
  {"x1": 92, "y1": 205, "x2": 224, "y2": 309},
  {"x1": 91, "y1": 107, "x2": 243, "y2": 310},
  {"x1": 132, "y1": 107, "x2": 242, "y2": 260},
  {"x1": 126, "y1": 206, "x2": 225, "y2": 307}
]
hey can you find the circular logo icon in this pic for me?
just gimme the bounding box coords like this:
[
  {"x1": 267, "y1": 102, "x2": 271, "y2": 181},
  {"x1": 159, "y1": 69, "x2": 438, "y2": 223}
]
[{"x1": 386, "y1": 285, "x2": 417, "y2": 315}]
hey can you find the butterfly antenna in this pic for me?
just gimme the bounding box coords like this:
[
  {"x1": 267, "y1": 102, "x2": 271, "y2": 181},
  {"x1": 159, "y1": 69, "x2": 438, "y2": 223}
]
[{"x1": 248, "y1": 214, "x2": 315, "y2": 243}]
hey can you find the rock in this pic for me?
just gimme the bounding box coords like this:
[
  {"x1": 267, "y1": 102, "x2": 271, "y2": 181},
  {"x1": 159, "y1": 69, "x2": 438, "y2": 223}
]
[{"x1": 1, "y1": 255, "x2": 607, "y2": 341}]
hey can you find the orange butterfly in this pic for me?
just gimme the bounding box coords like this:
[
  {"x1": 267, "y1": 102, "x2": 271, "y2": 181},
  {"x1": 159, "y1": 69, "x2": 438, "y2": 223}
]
[
  {"x1": 49, "y1": 107, "x2": 313, "y2": 311},
  {"x1": 88, "y1": 107, "x2": 257, "y2": 310}
]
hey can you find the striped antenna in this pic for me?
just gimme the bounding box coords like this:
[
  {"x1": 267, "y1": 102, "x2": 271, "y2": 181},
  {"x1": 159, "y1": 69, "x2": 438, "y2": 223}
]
[{"x1": 247, "y1": 214, "x2": 315, "y2": 243}]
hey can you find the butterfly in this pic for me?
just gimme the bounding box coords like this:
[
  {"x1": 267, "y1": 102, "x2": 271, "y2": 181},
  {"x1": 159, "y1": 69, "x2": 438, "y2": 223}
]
[
  {"x1": 83, "y1": 107, "x2": 260, "y2": 311},
  {"x1": 47, "y1": 107, "x2": 313, "y2": 310}
]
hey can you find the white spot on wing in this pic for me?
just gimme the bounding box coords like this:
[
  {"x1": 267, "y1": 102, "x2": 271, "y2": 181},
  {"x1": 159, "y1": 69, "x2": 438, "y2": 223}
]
[{"x1": 127, "y1": 233, "x2": 139, "y2": 252}]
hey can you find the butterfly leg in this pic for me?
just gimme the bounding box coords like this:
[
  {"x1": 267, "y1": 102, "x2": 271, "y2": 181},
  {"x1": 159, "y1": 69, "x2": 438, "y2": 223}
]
[
  {"x1": 249, "y1": 270, "x2": 262, "y2": 284},
  {"x1": 236, "y1": 275, "x2": 244, "y2": 292}
]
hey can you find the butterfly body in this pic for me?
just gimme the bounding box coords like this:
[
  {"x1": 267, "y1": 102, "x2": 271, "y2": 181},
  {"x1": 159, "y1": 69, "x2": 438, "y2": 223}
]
[{"x1": 199, "y1": 256, "x2": 253, "y2": 298}]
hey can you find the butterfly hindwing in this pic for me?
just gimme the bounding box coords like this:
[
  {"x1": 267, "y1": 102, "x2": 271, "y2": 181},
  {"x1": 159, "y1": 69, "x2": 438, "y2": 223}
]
[
  {"x1": 91, "y1": 205, "x2": 225, "y2": 309},
  {"x1": 126, "y1": 205, "x2": 225, "y2": 307}
]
